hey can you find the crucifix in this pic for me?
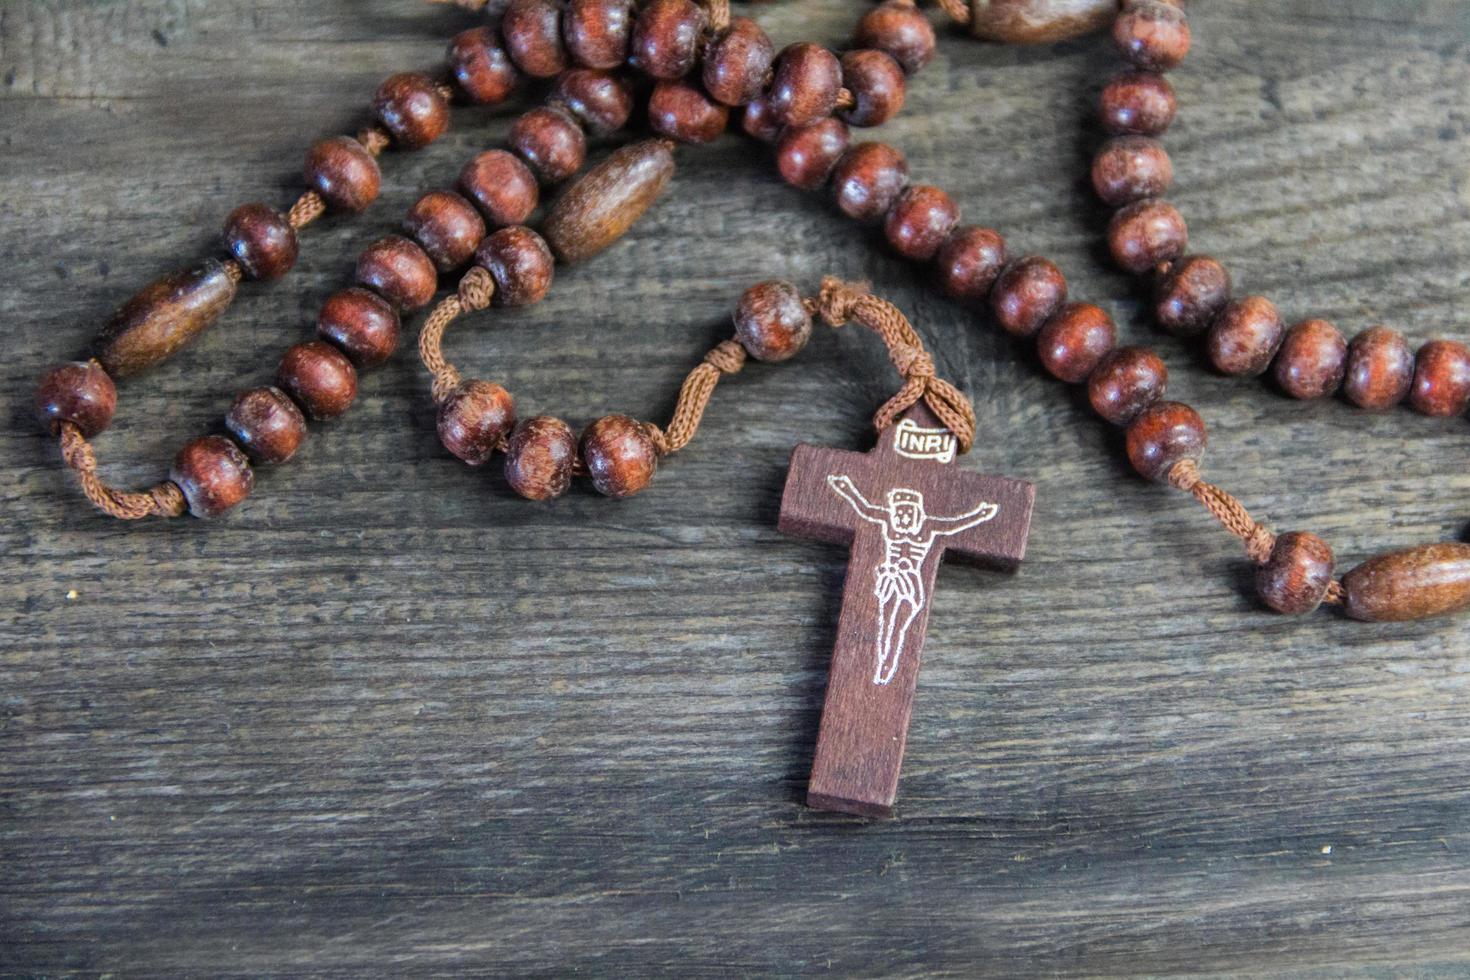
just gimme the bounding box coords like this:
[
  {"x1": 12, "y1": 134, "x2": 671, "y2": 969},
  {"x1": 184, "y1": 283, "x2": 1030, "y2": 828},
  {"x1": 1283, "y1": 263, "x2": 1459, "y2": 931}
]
[{"x1": 779, "y1": 403, "x2": 1035, "y2": 818}]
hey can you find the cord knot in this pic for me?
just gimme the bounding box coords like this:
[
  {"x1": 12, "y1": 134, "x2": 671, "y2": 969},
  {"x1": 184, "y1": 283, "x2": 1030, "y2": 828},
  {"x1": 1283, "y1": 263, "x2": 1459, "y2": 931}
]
[
  {"x1": 457, "y1": 266, "x2": 496, "y2": 312},
  {"x1": 811, "y1": 276, "x2": 871, "y2": 328},
  {"x1": 1167, "y1": 458, "x2": 1202, "y2": 491},
  {"x1": 703, "y1": 338, "x2": 747, "y2": 374},
  {"x1": 892, "y1": 344, "x2": 934, "y2": 379}
]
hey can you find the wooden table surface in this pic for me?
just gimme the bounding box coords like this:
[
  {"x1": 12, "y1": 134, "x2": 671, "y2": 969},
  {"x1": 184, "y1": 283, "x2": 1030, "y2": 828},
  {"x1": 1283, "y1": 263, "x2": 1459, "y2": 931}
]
[{"x1": 5, "y1": 1, "x2": 1470, "y2": 974}]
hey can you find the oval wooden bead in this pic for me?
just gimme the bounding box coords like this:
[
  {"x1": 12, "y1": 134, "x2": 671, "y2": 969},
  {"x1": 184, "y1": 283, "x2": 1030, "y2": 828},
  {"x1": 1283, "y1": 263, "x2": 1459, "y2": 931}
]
[
  {"x1": 776, "y1": 118, "x2": 850, "y2": 191},
  {"x1": 1113, "y1": 0, "x2": 1191, "y2": 72},
  {"x1": 831, "y1": 142, "x2": 909, "y2": 224},
  {"x1": 504, "y1": 415, "x2": 577, "y2": 500},
  {"x1": 222, "y1": 203, "x2": 298, "y2": 281},
  {"x1": 1087, "y1": 345, "x2": 1167, "y2": 425},
  {"x1": 1038, "y1": 302, "x2": 1116, "y2": 384},
  {"x1": 1108, "y1": 198, "x2": 1187, "y2": 275},
  {"x1": 1274, "y1": 319, "x2": 1347, "y2": 400},
  {"x1": 581, "y1": 414, "x2": 659, "y2": 498},
  {"x1": 509, "y1": 107, "x2": 587, "y2": 184},
  {"x1": 1207, "y1": 295, "x2": 1284, "y2": 377},
  {"x1": 935, "y1": 226, "x2": 1008, "y2": 304},
  {"x1": 1092, "y1": 136, "x2": 1172, "y2": 207},
  {"x1": 991, "y1": 256, "x2": 1067, "y2": 338},
  {"x1": 629, "y1": 0, "x2": 706, "y2": 79},
  {"x1": 885, "y1": 184, "x2": 959, "y2": 261},
  {"x1": 734, "y1": 280, "x2": 812, "y2": 363},
  {"x1": 317, "y1": 287, "x2": 401, "y2": 367},
  {"x1": 225, "y1": 386, "x2": 306, "y2": 465},
  {"x1": 447, "y1": 26, "x2": 519, "y2": 105},
  {"x1": 554, "y1": 69, "x2": 634, "y2": 135},
  {"x1": 459, "y1": 149, "x2": 539, "y2": 227},
  {"x1": 35, "y1": 361, "x2": 117, "y2": 437},
  {"x1": 277, "y1": 340, "x2": 358, "y2": 420},
  {"x1": 1409, "y1": 339, "x2": 1470, "y2": 417},
  {"x1": 501, "y1": 0, "x2": 567, "y2": 77},
  {"x1": 648, "y1": 80, "x2": 730, "y2": 144},
  {"x1": 1125, "y1": 400, "x2": 1205, "y2": 482},
  {"x1": 853, "y1": 1, "x2": 936, "y2": 75},
  {"x1": 438, "y1": 380, "x2": 516, "y2": 466},
  {"x1": 94, "y1": 259, "x2": 238, "y2": 378},
  {"x1": 544, "y1": 140, "x2": 675, "y2": 264},
  {"x1": 303, "y1": 136, "x2": 381, "y2": 213},
  {"x1": 1100, "y1": 70, "x2": 1177, "y2": 136},
  {"x1": 1257, "y1": 531, "x2": 1335, "y2": 615},
  {"x1": 170, "y1": 435, "x2": 254, "y2": 519},
  {"x1": 565, "y1": 0, "x2": 636, "y2": 70},
  {"x1": 404, "y1": 191, "x2": 487, "y2": 272},
  {"x1": 355, "y1": 235, "x2": 438, "y2": 311},
  {"x1": 839, "y1": 49, "x2": 905, "y2": 128},
  {"x1": 1154, "y1": 254, "x2": 1231, "y2": 337},
  {"x1": 373, "y1": 72, "x2": 449, "y2": 149},
  {"x1": 702, "y1": 17, "x2": 774, "y2": 106},
  {"x1": 475, "y1": 226, "x2": 555, "y2": 306},
  {"x1": 1343, "y1": 325, "x2": 1413, "y2": 410},
  {"x1": 769, "y1": 43, "x2": 843, "y2": 129},
  {"x1": 740, "y1": 95, "x2": 784, "y2": 144},
  {"x1": 1342, "y1": 543, "x2": 1470, "y2": 622},
  {"x1": 968, "y1": 0, "x2": 1115, "y2": 43}
]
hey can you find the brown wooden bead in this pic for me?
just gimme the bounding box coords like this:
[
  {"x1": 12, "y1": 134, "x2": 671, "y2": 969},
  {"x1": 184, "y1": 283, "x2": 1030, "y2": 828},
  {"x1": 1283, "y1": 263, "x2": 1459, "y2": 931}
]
[
  {"x1": 171, "y1": 435, "x2": 253, "y2": 519},
  {"x1": 1108, "y1": 198, "x2": 1187, "y2": 275},
  {"x1": 459, "y1": 149, "x2": 539, "y2": 227},
  {"x1": 629, "y1": 0, "x2": 706, "y2": 79},
  {"x1": 1343, "y1": 326, "x2": 1414, "y2": 410},
  {"x1": 504, "y1": 415, "x2": 577, "y2": 500},
  {"x1": 372, "y1": 72, "x2": 449, "y2": 149},
  {"x1": 740, "y1": 94, "x2": 784, "y2": 144},
  {"x1": 509, "y1": 107, "x2": 587, "y2": 184},
  {"x1": 1038, "y1": 302, "x2": 1116, "y2": 384},
  {"x1": 1113, "y1": 0, "x2": 1191, "y2": 72},
  {"x1": 35, "y1": 361, "x2": 116, "y2": 437},
  {"x1": 734, "y1": 280, "x2": 812, "y2": 363},
  {"x1": 648, "y1": 80, "x2": 729, "y2": 144},
  {"x1": 303, "y1": 136, "x2": 381, "y2": 213},
  {"x1": 1257, "y1": 531, "x2": 1335, "y2": 615},
  {"x1": 1342, "y1": 542, "x2": 1470, "y2": 622},
  {"x1": 1100, "y1": 70, "x2": 1177, "y2": 136},
  {"x1": 544, "y1": 140, "x2": 676, "y2": 264},
  {"x1": 277, "y1": 341, "x2": 358, "y2": 420},
  {"x1": 221, "y1": 203, "x2": 297, "y2": 281},
  {"x1": 501, "y1": 0, "x2": 567, "y2": 78},
  {"x1": 966, "y1": 0, "x2": 1115, "y2": 43},
  {"x1": 853, "y1": 0, "x2": 936, "y2": 75},
  {"x1": 475, "y1": 226, "x2": 555, "y2": 307},
  {"x1": 991, "y1": 256, "x2": 1068, "y2": 338},
  {"x1": 831, "y1": 142, "x2": 908, "y2": 223},
  {"x1": 225, "y1": 386, "x2": 306, "y2": 465},
  {"x1": 403, "y1": 191, "x2": 486, "y2": 273},
  {"x1": 94, "y1": 260, "x2": 238, "y2": 378},
  {"x1": 1274, "y1": 319, "x2": 1347, "y2": 400},
  {"x1": 935, "y1": 226, "x2": 1008, "y2": 304},
  {"x1": 839, "y1": 50, "x2": 905, "y2": 128},
  {"x1": 565, "y1": 0, "x2": 635, "y2": 70},
  {"x1": 702, "y1": 17, "x2": 774, "y2": 106},
  {"x1": 355, "y1": 235, "x2": 438, "y2": 311},
  {"x1": 776, "y1": 118, "x2": 850, "y2": 191},
  {"x1": 884, "y1": 184, "x2": 958, "y2": 261},
  {"x1": 438, "y1": 380, "x2": 516, "y2": 466},
  {"x1": 1091, "y1": 136, "x2": 1172, "y2": 207},
  {"x1": 581, "y1": 414, "x2": 658, "y2": 498},
  {"x1": 769, "y1": 43, "x2": 843, "y2": 129},
  {"x1": 1207, "y1": 295, "x2": 1284, "y2": 377},
  {"x1": 317, "y1": 287, "x2": 401, "y2": 367},
  {"x1": 1087, "y1": 345, "x2": 1167, "y2": 425},
  {"x1": 1154, "y1": 254, "x2": 1231, "y2": 337},
  {"x1": 1125, "y1": 400, "x2": 1205, "y2": 482},
  {"x1": 447, "y1": 26, "x2": 519, "y2": 105},
  {"x1": 1409, "y1": 339, "x2": 1470, "y2": 417},
  {"x1": 553, "y1": 69, "x2": 633, "y2": 135}
]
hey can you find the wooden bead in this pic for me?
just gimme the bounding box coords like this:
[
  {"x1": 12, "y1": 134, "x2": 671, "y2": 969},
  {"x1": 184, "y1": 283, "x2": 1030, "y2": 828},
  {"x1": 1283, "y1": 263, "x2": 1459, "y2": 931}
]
[
  {"x1": 648, "y1": 80, "x2": 729, "y2": 144},
  {"x1": 740, "y1": 95, "x2": 784, "y2": 144},
  {"x1": 1343, "y1": 326, "x2": 1414, "y2": 410},
  {"x1": 225, "y1": 386, "x2": 306, "y2": 465},
  {"x1": 1038, "y1": 302, "x2": 1116, "y2": 384},
  {"x1": 553, "y1": 69, "x2": 633, "y2": 135},
  {"x1": 565, "y1": 0, "x2": 635, "y2": 70},
  {"x1": 317, "y1": 287, "x2": 401, "y2": 367},
  {"x1": 35, "y1": 361, "x2": 116, "y2": 437},
  {"x1": 504, "y1": 415, "x2": 577, "y2": 500},
  {"x1": 403, "y1": 191, "x2": 486, "y2": 272},
  {"x1": 222, "y1": 203, "x2": 298, "y2": 281},
  {"x1": 884, "y1": 184, "x2": 959, "y2": 261},
  {"x1": 544, "y1": 140, "x2": 676, "y2": 264},
  {"x1": 776, "y1": 118, "x2": 850, "y2": 191},
  {"x1": 171, "y1": 435, "x2": 253, "y2": 519},
  {"x1": 702, "y1": 17, "x2": 774, "y2": 106},
  {"x1": 1343, "y1": 542, "x2": 1470, "y2": 622},
  {"x1": 1274, "y1": 319, "x2": 1347, "y2": 400},
  {"x1": 734, "y1": 280, "x2": 812, "y2": 363},
  {"x1": 1108, "y1": 198, "x2": 1187, "y2": 275},
  {"x1": 1091, "y1": 136, "x2": 1172, "y2": 207},
  {"x1": 509, "y1": 107, "x2": 586, "y2": 184},
  {"x1": 94, "y1": 260, "x2": 238, "y2": 378},
  {"x1": 1154, "y1": 254, "x2": 1231, "y2": 337},
  {"x1": 438, "y1": 380, "x2": 516, "y2": 466},
  {"x1": 853, "y1": 1, "x2": 936, "y2": 75},
  {"x1": 303, "y1": 136, "x2": 381, "y2": 213},
  {"x1": 1113, "y1": 0, "x2": 1191, "y2": 72},
  {"x1": 372, "y1": 72, "x2": 449, "y2": 149},
  {"x1": 581, "y1": 414, "x2": 659, "y2": 498},
  {"x1": 1257, "y1": 531, "x2": 1335, "y2": 615},
  {"x1": 276, "y1": 340, "x2": 358, "y2": 420},
  {"x1": 966, "y1": 0, "x2": 1115, "y2": 43},
  {"x1": 1087, "y1": 345, "x2": 1167, "y2": 425},
  {"x1": 839, "y1": 50, "x2": 905, "y2": 128},
  {"x1": 831, "y1": 142, "x2": 909, "y2": 224},
  {"x1": 769, "y1": 43, "x2": 843, "y2": 129},
  {"x1": 355, "y1": 235, "x2": 438, "y2": 311},
  {"x1": 447, "y1": 26, "x2": 519, "y2": 105},
  {"x1": 935, "y1": 226, "x2": 1008, "y2": 304},
  {"x1": 1207, "y1": 295, "x2": 1284, "y2": 377},
  {"x1": 459, "y1": 149, "x2": 539, "y2": 227},
  {"x1": 1409, "y1": 339, "x2": 1470, "y2": 417},
  {"x1": 1100, "y1": 70, "x2": 1177, "y2": 136},
  {"x1": 991, "y1": 256, "x2": 1068, "y2": 338},
  {"x1": 501, "y1": 0, "x2": 567, "y2": 77},
  {"x1": 1125, "y1": 400, "x2": 1206, "y2": 482},
  {"x1": 629, "y1": 0, "x2": 706, "y2": 79},
  {"x1": 475, "y1": 226, "x2": 555, "y2": 307}
]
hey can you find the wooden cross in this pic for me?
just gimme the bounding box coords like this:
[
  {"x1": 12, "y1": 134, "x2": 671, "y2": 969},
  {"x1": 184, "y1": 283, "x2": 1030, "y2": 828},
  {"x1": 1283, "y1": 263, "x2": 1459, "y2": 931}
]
[{"x1": 778, "y1": 403, "x2": 1035, "y2": 817}]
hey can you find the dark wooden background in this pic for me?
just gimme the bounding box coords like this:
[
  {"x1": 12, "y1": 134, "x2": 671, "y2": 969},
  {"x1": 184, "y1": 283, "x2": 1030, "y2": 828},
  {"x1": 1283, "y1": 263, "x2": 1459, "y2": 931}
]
[{"x1": 5, "y1": 0, "x2": 1470, "y2": 974}]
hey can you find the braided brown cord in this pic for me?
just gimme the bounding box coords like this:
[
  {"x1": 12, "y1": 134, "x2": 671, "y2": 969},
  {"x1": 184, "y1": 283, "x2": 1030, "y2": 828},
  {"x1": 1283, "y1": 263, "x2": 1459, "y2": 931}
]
[
  {"x1": 419, "y1": 267, "x2": 496, "y2": 403},
  {"x1": 57, "y1": 423, "x2": 187, "y2": 520},
  {"x1": 935, "y1": 0, "x2": 971, "y2": 25},
  {"x1": 357, "y1": 127, "x2": 391, "y2": 156},
  {"x1": 287, "y1": 190, "x2": 327, "y2": 230},
  {"x1": 222, "y1": 260, "x2": 244, "y2": 284},
  {"x1": 1166, "y1": 459, "x2": 1275, "y2": 562},
  {"x1": 645, "y1": 339, "x2": 748, "y2": 456},
  {"x1": 703, "y1": 0, "x2": 731, "y2": 32}
]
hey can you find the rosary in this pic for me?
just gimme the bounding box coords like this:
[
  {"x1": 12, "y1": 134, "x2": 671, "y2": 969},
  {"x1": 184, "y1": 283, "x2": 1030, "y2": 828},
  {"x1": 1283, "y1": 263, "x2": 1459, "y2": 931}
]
[{"x1": 33, "y1": 0, "x2": 1470, "y2": 816}]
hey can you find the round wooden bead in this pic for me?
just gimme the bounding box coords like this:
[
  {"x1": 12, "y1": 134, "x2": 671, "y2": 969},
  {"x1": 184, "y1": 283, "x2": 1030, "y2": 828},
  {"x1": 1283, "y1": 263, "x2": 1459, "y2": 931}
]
[
  {"x1": 769, "y1": 43, "x2": 843, "y2": 129},
  {"x1": 629, "y1": 0, "x2": 706, "y2": 79},
  {"x1": 581, "y1": 414, "x2": 659, "y2": 498},
  {"x1": 991, "y1": 256, "x2": 1068, "y2": 338},
  {"x1": 221, "y1": 203, "x2": 298, "y2": 281},
  {"x1": 475, "y1": 226, "x2": 555, "y2": 307},
  {"x1": 884, "y1": 184, "x2": 959, "y2": 261},
  {"x1": 1257, "y1": 531, "x2": 1335, "y2": 615},
  {"x1": 1154, "y1": 254, "x2": 1231, "y2": 337},
  {"x1": 776, "y1": 118, "x2": 850, "y2": 191},
  {"x1": 504, "y1": 415, "x2": 577, "y2": 500},
  {"x1": 1038, "y1": 302, "x2": 1116, "y2": 384},
  {"x1": 225, "y1": 386, "x2": 306, "y2": 465},
  {"x1": 1342, "y1": 542, "x2": 1470, "y2": 622},
  {"x1": 740, "y1": 95, "x2": 784, "y2": 144},
  {"x1": 553, "y1": 69, "x2": 633, "y2": 135},
  {"x1": 459, "y1": 150, "x2": 539, "y2": 227},
  {"x1": 935, "y1": 226, "x2": 1008, "y2": 304},
  {"x1": 1087, "y1": 346, "x2": 1168, "y2": 426},
  {"x1": 1274, "y1": 319, "x2": 1347, "y2": 400},
  {"x1": 501, "y1": 0, "x2": 567, "y2": 77},
  {"x1": 831, "y1": 142, "x2": 909, "y2": 223},
  {"x1": 438, "y1": 380, "x2": 516, "y2": 466},
  {"x1": 853, "y1": 0, "x2": 936, "y2": 75},
  {"x1": 372, "y1": 72, "x2": 449, "y2": 149},
  {"x1": 1100, "y1": 70, "x2": 1176, "y2": 135},
  {"x1": 403, "y1": 191, "x2": 487, "y2": 272},
  {"x1": 1125, "y1": 400, "x2": 1206, "y2": 482},
  {"x1": 967, "y1": 0, "x2": 1116, "y2": 43},
  {"x1": 1409, "y1": 339, "x2": 1470, "y2": 417},
  {"x1": 702, "y1": 17, "x2": 774, "y2": 106},
  {"x1": 1091, "y1": 136, "x2": 1172, "y2": 207},
  {"x1": 648, "y1": 80, "x2": 729, "y2": 144},
  {"x1": 1207, "y1": 295, "x2": 1284, "y2": 377},
  {"x1": 447, "y1": 26, "x2": 519, "y2": 105},
  {"x1": 839, "y1": 49, "x2": 906, "y2": 128},
  {"x1": 303, "y1": 136, "x2": 381, "y2": 213},
  {"x1": 734, "y1": 280, "x2": 812, "y2": 363},
  {"x1": 277, "y1": 341, "x2": 358, "y2": 420},
  {"x1": 565, "y1": 0, "x2": 635, "y2": 69},
  {"x1": 317, "y1": 287, "x2": 401, "y2": 367},
  {"x1": 171, "y1": 435, "x2": 253, "y2": 519},
  {"x1": 35, "y1": 361, "x2": 116, "y2": 437},
  {"x1": 509, "y1": 107, "x2": 586, "y2": 184},
  {"x1": 355, "y1": 235, "x2": 438, "y2": 311},
  {"x1": 1343, "y1": 326, "x2": 1414, "y2": 410},
  {"x1": 1113, "y1": 0, "x2": 1191, "y2": 72},
  {"x1": 1108, "y1": 199, "x2": 1186, "y2": 275}
]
